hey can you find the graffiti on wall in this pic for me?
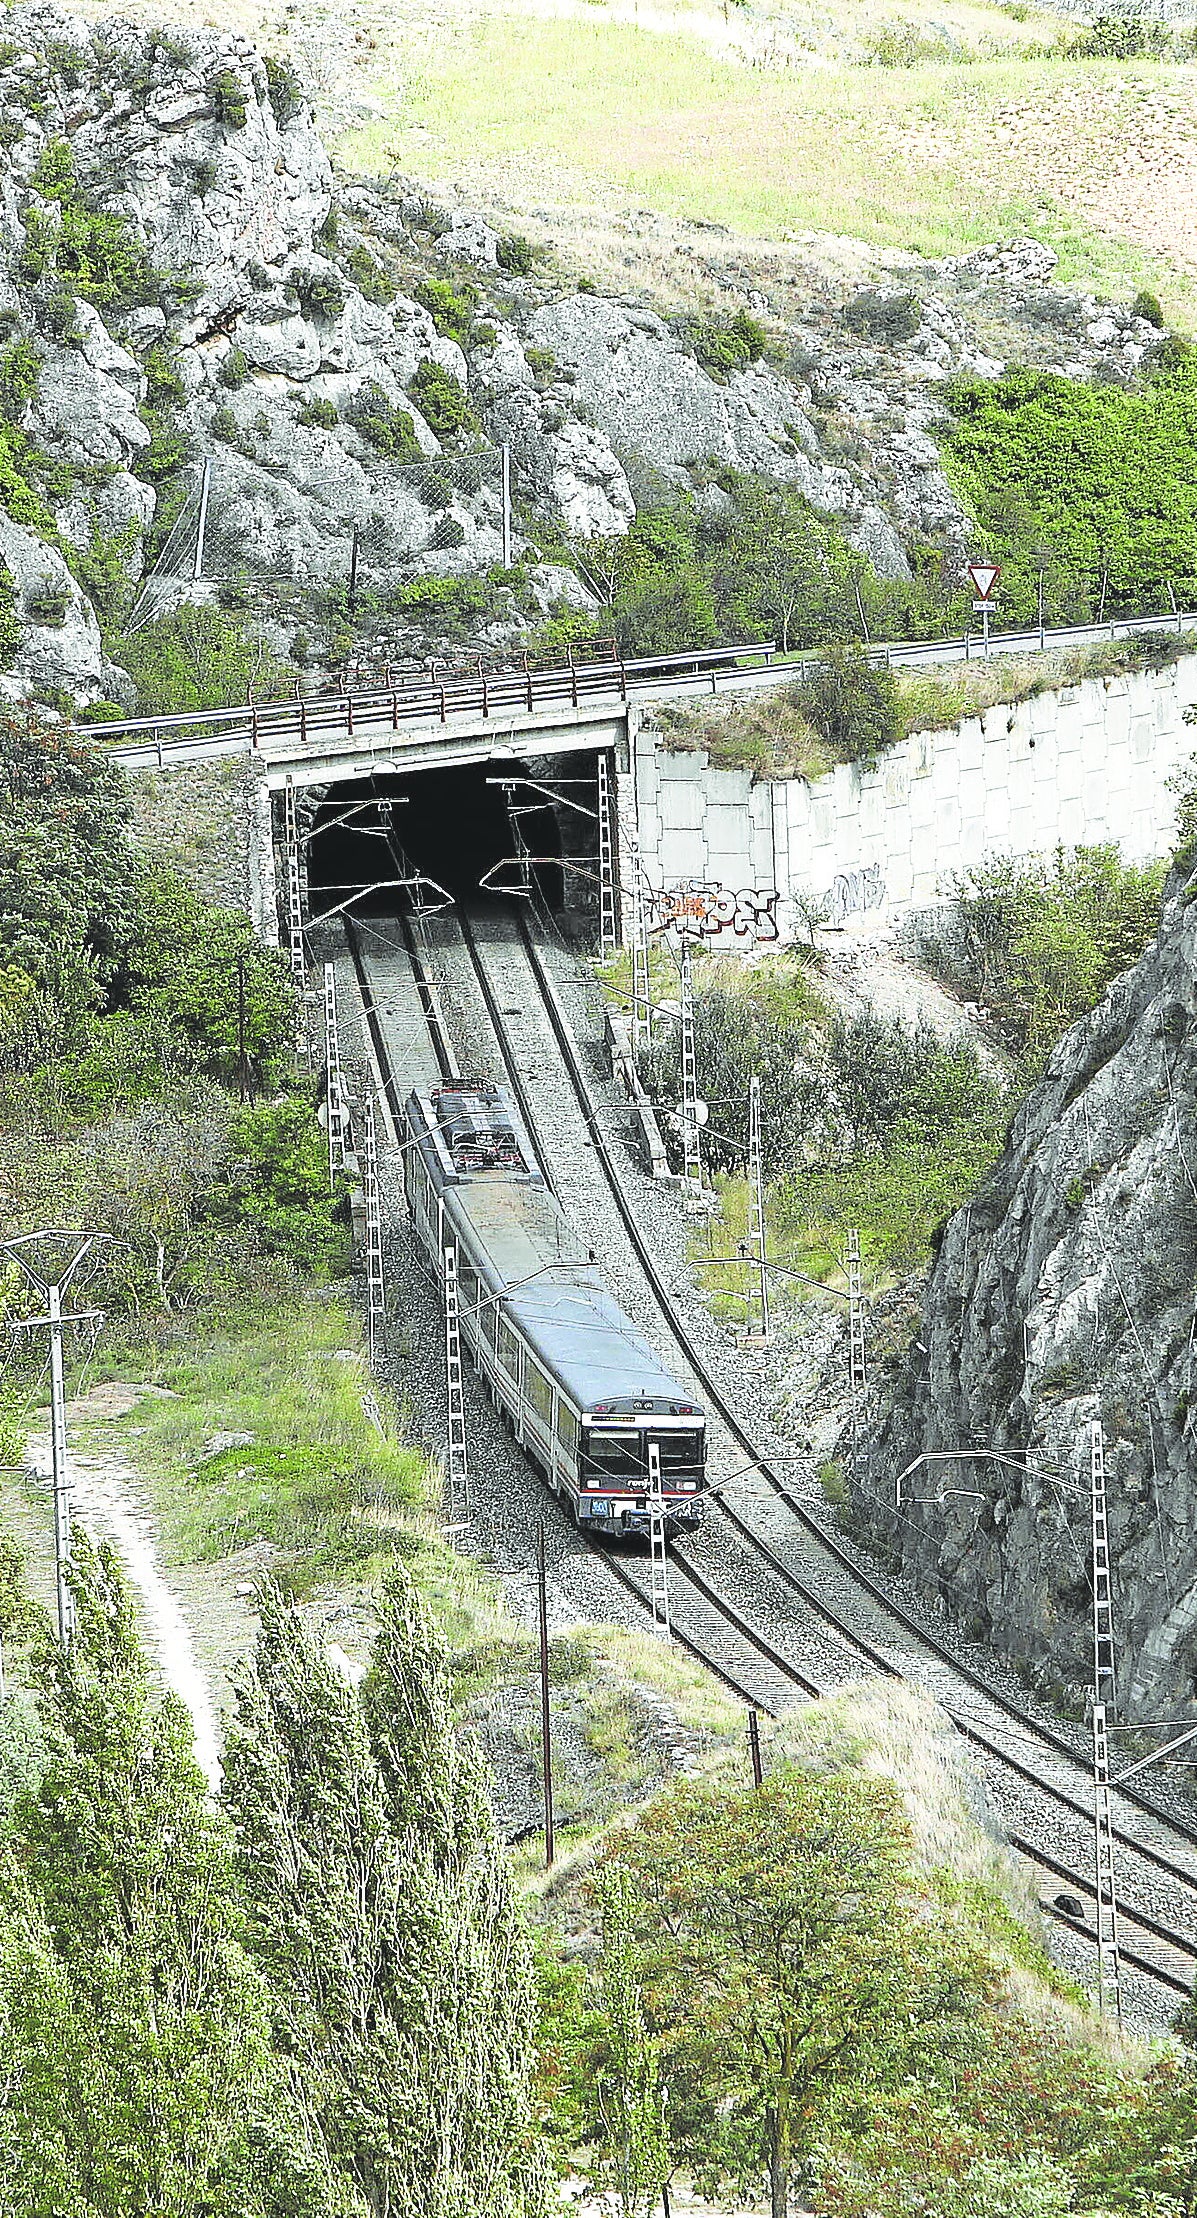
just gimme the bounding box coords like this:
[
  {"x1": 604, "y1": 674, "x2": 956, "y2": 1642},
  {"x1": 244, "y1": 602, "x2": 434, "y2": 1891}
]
[
  {"x1": 822, "y1": 864, "x2": 885, "y2": 926},
  {"x1": 648, "y1": 882, "x2": 780, "y2": 942}
]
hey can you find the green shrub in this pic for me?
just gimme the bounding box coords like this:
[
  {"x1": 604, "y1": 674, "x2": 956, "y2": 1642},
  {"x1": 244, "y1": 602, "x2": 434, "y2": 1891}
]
[
  {"x1": 0, "y1": 338, "x2": 38, "y2": 423},
  {"x1": 414, "y1": 276, "x2": 477, "y2": 345},
  {"x1": 24, "y1": 140, "x2": 160, "y2": 311},
  {"x1": 430, "y1": 514, "x2": 465, "y2": 549},
  {"x1": 1071, "y1": 10, "x2": 1164, "y2": 56},
  {"x1": 37, "y1": 289, "x2": 81, "y2": 346},
  {"x1": 263, "y1": 53, "x2": 304, "y2": 127},
  {"x1": 389, "y1": 574, "x2": 496, "y2": 629},
  {"x1": 210, "y1": 1096, "x2": 344, "y2": 1270},
  {"x1": 346, "y1": 243, "x2": 396, "y2": 305},
  {"x1": 113, "y1": 604, "x2": 294, "y2": 716},
  {"x1": 942, "y1": 354, "x2": 1197, "y2": 622},
  {"x1": 210, "y1": 405, "x2": 238, "y2": 444},
  {"x1": 136, "y1": 407, "x2": 190, "y2": 482},
  {"x1": 797, "y1": 646, "x2": 902, "y2": 762},
  {"x1": 210, "y1": 68, "x2": 248, "y2": 128},
  {"x1": 0, "y1": 563, "x2": 20, "y2": 668},
  {"x1": 297, "y1": 396, "x2": 338, "y2": 430},
  {"x1": 409, "y1": 359, "x2": 474, "y2": 438},
  {"x1": 1132, "y1": 288, "x2": 1165, "y2": 329},
  {"x1": 25, "y1": 577, "x2": 68, "y2": 625},
  {"x1": 296, "y1": 266, "x2": 345, "y2": 321},
  {"x1": 932, "y1": 844, "x2": 1167, "y2": 1067},
  {"x1": 143, "y1": 343, "x2": 185, "y2": 407},
  {"x1": 346, "y1": 381, "x2": 419, "y2": 457},
  {"x1": 688, "y1": 307, "x2": 766, "y2": 382},
  {"x1": 525, "y1": 344, "x2": 556, "y2": 381},
  {"x1": 189, "y1": 154, "x2": 218, "y2": 196},
  {"x1": 843, "y1": 289, "x2": 922, "y2": 344},
  {"x1": 219, "y1": 345, "x2": 250, "y2": 390},
  {"x1": 497, "y1": 233, "x2": 537, "y2": 275}
]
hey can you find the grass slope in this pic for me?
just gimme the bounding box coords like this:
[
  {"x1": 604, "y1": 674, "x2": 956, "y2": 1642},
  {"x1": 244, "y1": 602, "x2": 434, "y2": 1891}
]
[{"x1": 343, "y1": 25, "x2": 1194, "y2": 309}]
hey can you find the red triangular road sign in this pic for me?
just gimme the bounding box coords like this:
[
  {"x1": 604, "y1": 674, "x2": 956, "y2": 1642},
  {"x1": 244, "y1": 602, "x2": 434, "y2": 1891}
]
[{"x1": 967, "y1": 561, "x2": 1000, "y2": 600}]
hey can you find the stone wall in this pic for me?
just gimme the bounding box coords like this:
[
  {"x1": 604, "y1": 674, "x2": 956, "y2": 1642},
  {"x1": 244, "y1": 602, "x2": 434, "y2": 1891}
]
[
  {"x1": 629, "y1": 656, "x2": 1197, "y2": 944},
  {"x1": 124, "y1": 756, "x2": 276, "y2": 938}
]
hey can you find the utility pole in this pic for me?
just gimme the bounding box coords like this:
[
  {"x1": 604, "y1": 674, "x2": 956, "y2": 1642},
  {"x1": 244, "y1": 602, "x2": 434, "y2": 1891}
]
[
  {"x1": 1090, "y1": 1418, "x2": 1122, "y2": 2022},
  {"x1": 748, "y1": 1707, "x2": 763, "y2": 1788},
  {"x1": 847, "y1": 1229, "x2": 866, "y2": 1478},
  {"x1": 630, "y1": 852, "x2": 651, "y2": 1060},
  {"x1": 4, "y1": 1234, "x2": 106, "y2": 1650},
  {"x1": 442, "y1": 1243, "x2": 470, "y2": 1529},
  {"x1": 747, "y1": 1074, "x2": 771, "y2": 1346},
  {"x1": 596, "y1": 752, "x2": 617, "y2": 960},
  {"x1": 537, "y1": 1521, "x2": 555, "y2": 1868},
  {"x1": 501, "y1": 443, "x2": 512, "y2": 571},
  {"x1": 347, "y1": 522, "x2": 360, "y2": 619},
  {"x1": 647, "y1": 1440, "x2": 670, "y2": 1638},
  {"x1": 678, "y1": 936, "x2": 703, "y2": 1205},
  {"x1": 192, "y1": 456, "x2": 211, "y2": 583},
  {"x1": 236, "y1": 947, "x2": 249, "y2": 1104},
  {"x1": 283, "y1": 780, "x2": 308, "y2": 1060},
  {"x1": 362, "y1": 1098, "x2": 385, "y2": 1368},
  {"x1": 323, "y1": 962, "x2": 349, "y2": 1189}
]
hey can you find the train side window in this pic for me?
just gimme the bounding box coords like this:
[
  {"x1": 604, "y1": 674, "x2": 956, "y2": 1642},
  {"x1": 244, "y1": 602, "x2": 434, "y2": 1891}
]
[
  {"x1": 526, "y1": 1363, "x2": 552, "y2": 1426},
  {"x1": 556, "y1": 1403, "x2": 578, "y2": 1455},
  {"x1": 459, "y1": 1261, "x2": 479, "y2": 1312},
  {"x1": 498, "y1": 1319, "x2": 520, "y2": 1379}
]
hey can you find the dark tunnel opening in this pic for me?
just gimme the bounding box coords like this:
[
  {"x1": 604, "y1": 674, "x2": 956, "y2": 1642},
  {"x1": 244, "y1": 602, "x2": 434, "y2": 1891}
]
[{"x1": 304, "y1": 753, "x2": 601, "y2": 927}]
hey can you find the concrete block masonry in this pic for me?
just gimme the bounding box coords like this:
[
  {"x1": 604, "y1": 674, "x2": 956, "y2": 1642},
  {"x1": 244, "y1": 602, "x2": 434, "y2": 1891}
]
[{"x1": 629, "y1": 656, "x2": 1197, "y2": 946}]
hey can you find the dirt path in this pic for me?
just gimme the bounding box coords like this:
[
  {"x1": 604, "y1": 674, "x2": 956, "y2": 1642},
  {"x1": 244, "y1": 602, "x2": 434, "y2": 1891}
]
[{"x1": 23, "y1": 1385, "x2": 224, "y2": 1785}]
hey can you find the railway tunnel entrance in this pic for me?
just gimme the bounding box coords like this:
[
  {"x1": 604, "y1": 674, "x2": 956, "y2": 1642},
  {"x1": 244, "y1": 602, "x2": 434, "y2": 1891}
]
[{"x1": 304, "y1": 750, "x2": 605, "y2": 931}]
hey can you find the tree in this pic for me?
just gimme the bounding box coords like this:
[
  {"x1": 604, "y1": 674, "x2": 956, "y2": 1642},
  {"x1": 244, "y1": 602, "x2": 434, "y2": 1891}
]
[
  {"x1": 591, "y1": 1866, "x2": 670, "y2": 2218},
  {"x1": 706, "y1": 477, "x2": 865, "y2": 652},
  {"x1": 796, "y1": 645, "x2": 902, "y2": 761},
  {"x1": 0, "y1": 1534, "x2": 331, "y2": 2218},
  {"x1": 114, "y1": 603, "x2": 294, "y2": 715},
  {"x1": 0, "y1": 707, "x2": 136, "y2": 1014},
  {"x1": 223, "y1": 1575, "x2": 548, "y2": 2218},
  {"x1": 119, "y1": 863, "x2": 296, "y2": 1085},
  {"x1": 599, "y1": 1769, "x2": 990, "y2": 2218}
]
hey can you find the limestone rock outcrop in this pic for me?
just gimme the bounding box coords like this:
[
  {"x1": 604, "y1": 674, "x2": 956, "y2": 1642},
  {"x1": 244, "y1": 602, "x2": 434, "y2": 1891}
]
[
  {"x1": 0, "y1": 8, "x2": 1171, "y2": 701},
  {"x1": 860, "y1": 842, "x2": 1197, "y2": 1721}
]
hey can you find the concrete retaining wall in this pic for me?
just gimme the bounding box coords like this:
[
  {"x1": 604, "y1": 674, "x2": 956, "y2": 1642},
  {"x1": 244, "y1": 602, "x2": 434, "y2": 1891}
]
[{"x1": 629, "y1": 656, "x2": 1197, "y2": 944}]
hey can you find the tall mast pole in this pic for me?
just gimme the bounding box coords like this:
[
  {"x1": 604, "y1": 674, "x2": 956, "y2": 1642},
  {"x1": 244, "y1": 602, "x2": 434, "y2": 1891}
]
[
  {"x1": 747, "y1": 1074, "x2": 771, "y2": 1345},
  {"x1": 1090, "y1": 1418, "x2": 1122, "y2": 2022},
  {"x1": 443, "y1": 1243, "x2": 470, "y2": 1529},
  {"x1": 679, "y1": 936, "x2": 702, "y2": 1203}
]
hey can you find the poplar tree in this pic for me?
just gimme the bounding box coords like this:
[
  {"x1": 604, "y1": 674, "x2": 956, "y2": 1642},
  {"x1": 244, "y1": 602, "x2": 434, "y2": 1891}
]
[
  {"x1": 0, "y1": 1533, "x2": 331, "y2": 2218},
  {"x1": 223, "y1": 1571, "x2": 548, "y2": 2218}
]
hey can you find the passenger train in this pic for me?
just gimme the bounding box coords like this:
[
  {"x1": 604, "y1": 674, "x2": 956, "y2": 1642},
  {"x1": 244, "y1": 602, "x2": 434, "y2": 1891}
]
[{"x1": 403, "y1": 1084, "x2": 706, "y2": 1536}]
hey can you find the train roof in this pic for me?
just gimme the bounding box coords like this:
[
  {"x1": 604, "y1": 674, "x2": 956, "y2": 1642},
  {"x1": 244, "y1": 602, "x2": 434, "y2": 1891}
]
[
  {"x1": 442, "y1": 1177, "x2": 698, "y2": 1414},
  {"x1": 407, "y1": 1084, "x2": 544, "y2": 1189}
]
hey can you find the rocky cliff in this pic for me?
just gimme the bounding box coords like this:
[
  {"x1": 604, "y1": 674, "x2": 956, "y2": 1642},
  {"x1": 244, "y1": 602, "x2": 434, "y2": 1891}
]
[
  {"x1": 0, "y1": 7, "x2": 1168, "y2": 707},
  {"x1": 859, "y1": 837, "x2": 1197, "y2": 1723}
]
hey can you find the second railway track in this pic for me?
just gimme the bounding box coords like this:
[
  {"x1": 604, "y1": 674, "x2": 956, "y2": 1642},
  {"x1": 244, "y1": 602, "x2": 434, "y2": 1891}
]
[{"x1": 345, "y1": 896, "x2": 1197, "y2": 2016}]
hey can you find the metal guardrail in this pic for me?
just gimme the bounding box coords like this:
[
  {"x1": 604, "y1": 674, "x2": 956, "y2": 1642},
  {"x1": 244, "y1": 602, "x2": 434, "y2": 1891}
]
[
  {"x1": 92, "y1": 643, "x2": 778, "y2": 765},
  {"x1": 93, "y1": 609, "x2": 1197, "y2": 770}
]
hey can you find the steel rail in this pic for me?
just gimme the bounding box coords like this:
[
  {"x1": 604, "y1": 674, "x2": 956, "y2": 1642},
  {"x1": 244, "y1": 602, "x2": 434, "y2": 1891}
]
[
  {"x1": 364, "y1": 902, "x2": 1194, "y2": 2005},
  {"x1": 503, "y1": 908, "x2": 1197, "y2": 1980},
  {"x1": 352, "y1": 914, "x2": 816, "y2": 1715}
]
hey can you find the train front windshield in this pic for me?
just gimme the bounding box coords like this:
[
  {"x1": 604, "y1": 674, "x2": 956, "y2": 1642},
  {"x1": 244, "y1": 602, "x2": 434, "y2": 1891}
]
[{"x1": 583, "y1": 1425, "x2": 705, "y2": 1486}]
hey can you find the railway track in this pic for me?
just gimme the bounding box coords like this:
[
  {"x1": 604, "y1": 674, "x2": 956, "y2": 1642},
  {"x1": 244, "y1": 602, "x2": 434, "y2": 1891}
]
[{"x1": 349, "y1": 901, "x2": 1197, "y2": 2014}]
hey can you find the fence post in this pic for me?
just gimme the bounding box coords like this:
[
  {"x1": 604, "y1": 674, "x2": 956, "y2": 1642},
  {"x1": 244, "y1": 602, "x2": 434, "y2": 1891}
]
[
  {"x1": 482, "y1": 670, "x2": 489, "y2": 719},
  {"x1": 439, "y1": 685, "x2": 446, "y2": 723}
]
